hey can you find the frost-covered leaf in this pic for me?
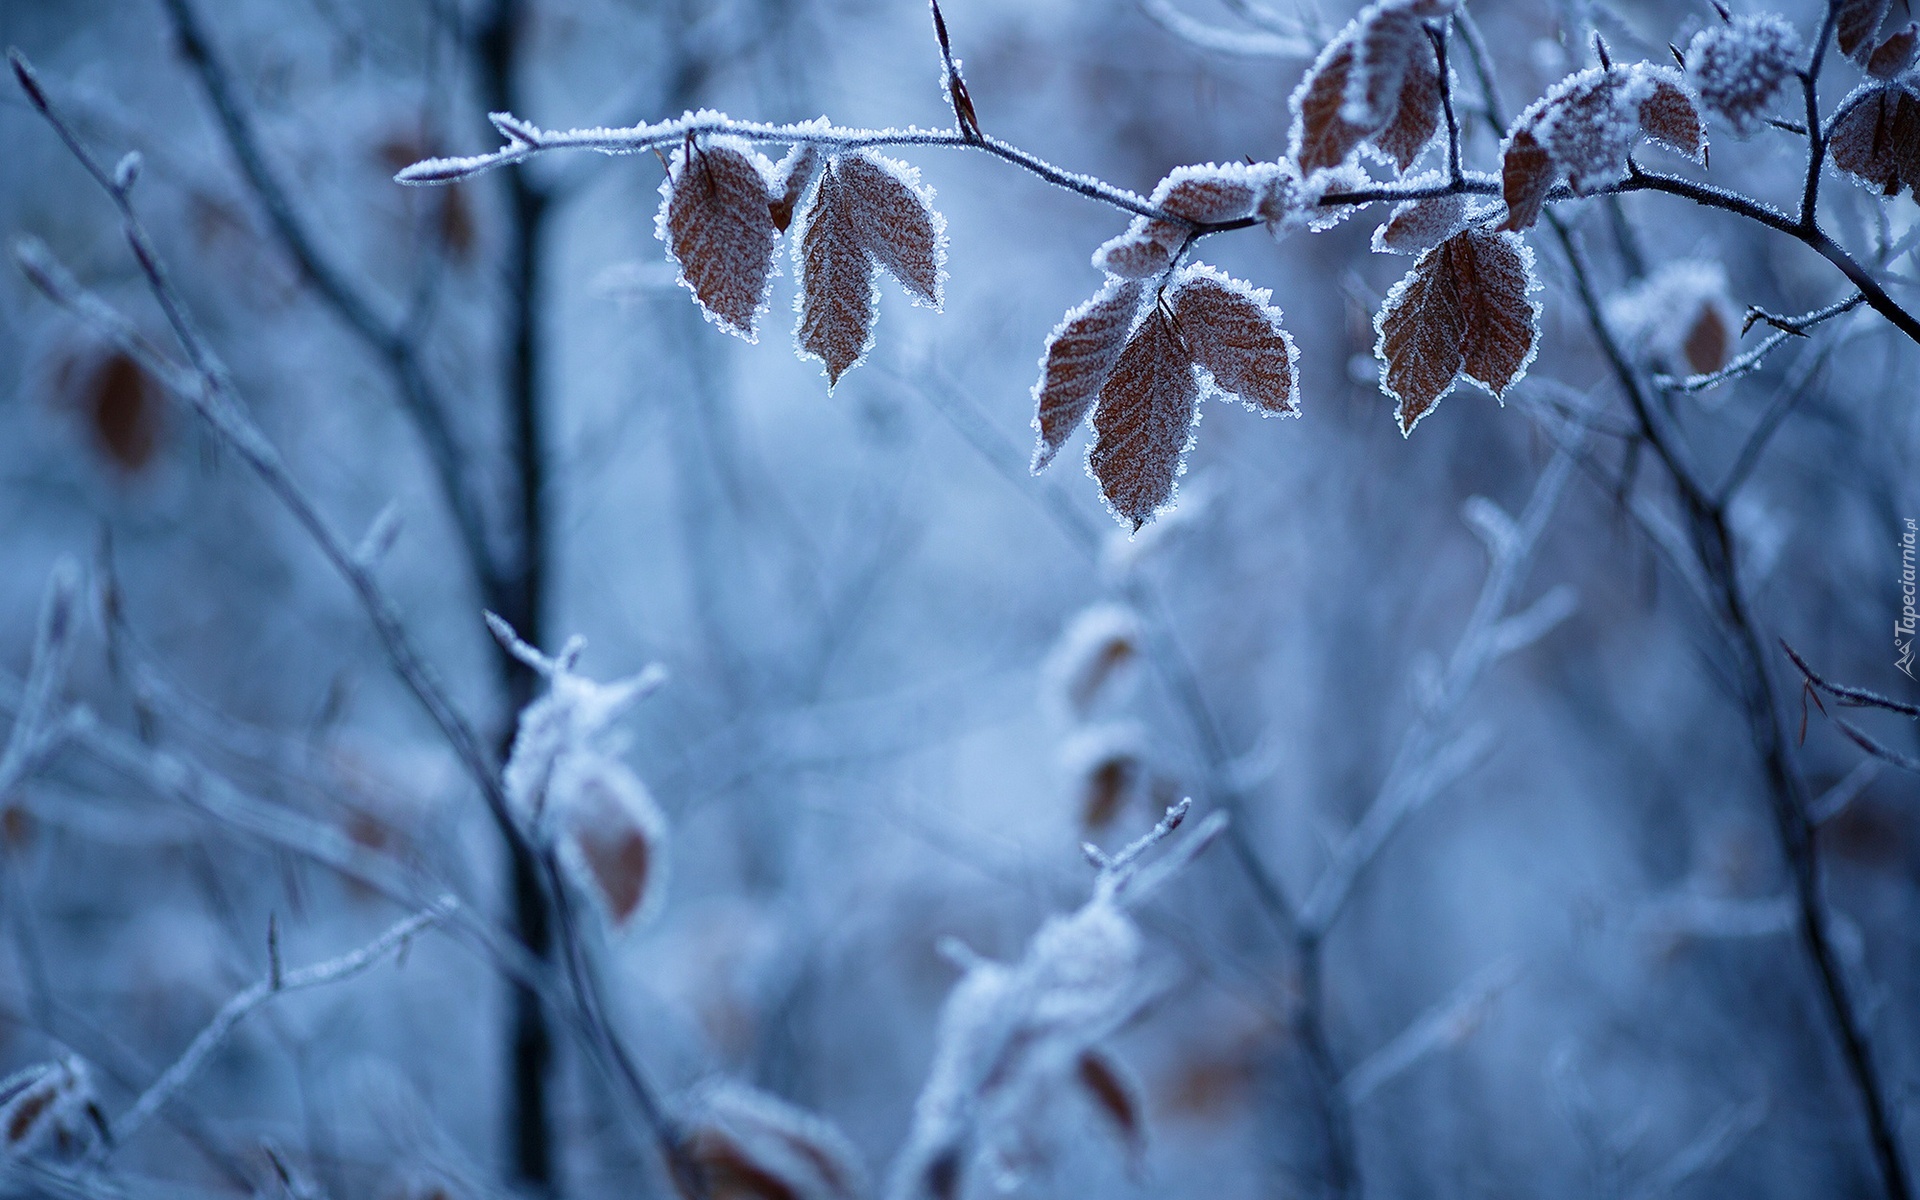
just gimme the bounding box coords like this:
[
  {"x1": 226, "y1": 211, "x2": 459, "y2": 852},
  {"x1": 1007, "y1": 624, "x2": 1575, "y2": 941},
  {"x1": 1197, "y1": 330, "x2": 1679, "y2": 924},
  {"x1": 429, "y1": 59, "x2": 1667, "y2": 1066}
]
[
  {"x1": 793, "y1": 152, "x2": 946, "y2": 388},
  {"x1": 770, "y1": 143, "x2": 825, "y2": 233},
  {"x1": 1371, "y1": 44, "x2": 1443, "y2": 172},
  {"x1": 557, "y1": 755, "x2": 667, "y2": 927},
  {"x1": 657, "y1": 138, "x2": 779, "y2": 341},
  {"x1": 795, "y1": 166, "x2": 878, "y2": 388},
  {"x1": 1499, "y1": 64, "x2": 1705, "y2": 229},
  {"x1": 1092, "y1": 217, "x2": 1186, "y2": 279},
  {"x1": 1170, "y1": 265, "x2": 1301, "y2": 415},
  {"x1": 683, "y1": 1080, "x2": 866, "y2": 1200},
  {"x1": 1828, "y1": 84, "x2": 1920, "y2": 196},
  {"x1": 1866, "y1": 24, "x2": 1919, "y2": 79},
  {"x1": 1060, "y1": 723, "x2": 1147, "y2": 831},
  {"x1": 1837, "y1": 0, "x2": 1894, "y2": 61},
  {"x1": 1090, "y1": 308, "x2": 1201, "y2": 529},
  {"x1": 1291, "y1": 0, "x2": 1450, "y2": 175},
  {"x1": 1685, "y1": 15, "x2": 1801, "y2": 136},
  {"x1": 887, "y1": 894, "x2": 1146, "y2": 1200},
  {"x1": 1043, "y1": 604, "x2": 1145, "y2": 716},
  {"x1": 1076, "y1": 1049, "x2": 1146, "y2": 1161},
  {"x1": 1375, "y1": 228, "x2": 1540, "y2": 434},
  {"x1": 1150, "y1": 162, "x2": 1264, "y2": 222},
  {"x1": 1, "y1": 1058, "x2": 100, "y2": 1163},
  {"x1": 1605, "y1": 260, "x2": 1740, "y2": 377},
  {"x1": 1033, "y1": 279, "x2": 1145, "y2": 471},
  {"x1": 1373, "y1": 192, "x2": 1493, "y2": 254},
  {"x1": 836, "y1": 152, "x2": 945, "y2": 306}
]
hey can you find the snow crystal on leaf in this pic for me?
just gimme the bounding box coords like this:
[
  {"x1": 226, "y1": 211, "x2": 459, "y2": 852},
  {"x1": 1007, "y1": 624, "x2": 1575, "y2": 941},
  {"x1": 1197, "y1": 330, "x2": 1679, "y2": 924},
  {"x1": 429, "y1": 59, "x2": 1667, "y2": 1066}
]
[
  {"x1": 1685, "y1": 14, "x2": 1801, "y2": 136},
  {"x1": 1292, "y1": 1, "x2": 1448, "y2": 177},
  {"x1": 770, "y1": 142, "x2": 826, "y2": 232},
  {"x1": 1258, "y1": 161, "x2": 1370, "y2": 239},
  {"x1": 1829, "y1": 83, "x2": 1920, "y2": 196},
  {"x1": 1605, "y1": 259, "x2": 1740, "y2": 378},
  {"x1": 1500, "y1": 64, "x2": 1705, "y2": 228},
  {"x1": 836, "y1": 151, "x2": 947, "y2": 309},
  {"x1": 793, "y1": 164, "x2": 881, "y2": 388},
  {"x1": 553, "y1": 754, "x2": 669, "y2": 927}
]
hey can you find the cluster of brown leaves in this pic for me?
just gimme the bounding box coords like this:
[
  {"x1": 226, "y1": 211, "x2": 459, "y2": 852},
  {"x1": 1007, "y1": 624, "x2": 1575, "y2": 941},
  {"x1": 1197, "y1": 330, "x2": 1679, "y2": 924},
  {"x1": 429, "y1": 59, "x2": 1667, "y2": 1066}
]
[
  {"x1": 1289, "y1": 0, "x2": 1459, "y2": 176},
  {"x1": 1837, "y1": 0, "x2": 1920, "y2": 67},
  {"x1": 658, "y1": 137, "x2": 944, "y2": 387},
  {"x1": 1030, "y1": 265, "x2": 1299, "y2": 528},
  {"x1": 1375, "y1": 228, "x2": 1540, "y2": 434},
  {"x1": 1499, "y1": 64, "x2": 1705, "y2": 230}
]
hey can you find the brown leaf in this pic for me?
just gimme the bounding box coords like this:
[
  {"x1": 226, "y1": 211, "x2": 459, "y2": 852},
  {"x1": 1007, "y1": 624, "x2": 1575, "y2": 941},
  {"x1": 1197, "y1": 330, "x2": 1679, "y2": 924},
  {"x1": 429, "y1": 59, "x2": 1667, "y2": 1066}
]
[
  {"x1": 1077, "y1": 1049, "x2": 1146, "y2": 1160},
  {"x1": 1151, "y1": 164, "x2": 1261, "y2": 223},
  {"x1": 1867, "y1": 24, "x2": 1920, "y2": 78},
  {"x1": 559, "y1": 761, "x2": 666, "y2": 927},
  {"x1": 1371, "y1": 40, "x2": 1442, "y2": 173},
  {"x1": 660, "y1": 139, "x2": 780, "y2": 341},
  {"x1": 1637, "y1": 77, "x2": 1705, "y2": 160},
  {"x1": 1080, "y1": 754, "x2": 1138, "y2": 831},
  {"x1": 78, "y1": 351, "x2": 160, "y2": 472},
  {"x1": 1032, "y1": 279, "x2": 1144, "y2": 472},
  {"x1": 1170, "y1": 267, "x2": 1300, "y2": 415},
  {"x1": 1344, "y1": 3, "x2": 1426, "y2": 128},
  {"x1": 1829, "y1": 86, "x2": 1920, "y2": 196},
  {"x1": 1293, "y1": 40, "x2": 1373, "y2": 175},
  {"x1": 1375, "y1": 228, "x2": 1539, "y2": 435},
  {"x1": 1374, "y1": 193, "x2": 1475, "y2": 254},
  {"x1": 1092, "y1": 217, "x2": 1185, "y2": 279},
  {"x1": 1091, "y1": 308, "x2": 1201, "y2": 529},
  {"x1": 1682, "y1": 303, "x2": 1732, "y2": 375},
  {"x1": 836, "y1": 151, "x2": 944, "y2": 306},
  {"x1": 795, "y1": 165, "x2": 878, "y2": 388},
  {"x1": 1837, "y1": 0, "x2": 1894, "y2": 61},
  {"x1": 1498, "y1": 128, "x2": 1555, "y2": 231}
]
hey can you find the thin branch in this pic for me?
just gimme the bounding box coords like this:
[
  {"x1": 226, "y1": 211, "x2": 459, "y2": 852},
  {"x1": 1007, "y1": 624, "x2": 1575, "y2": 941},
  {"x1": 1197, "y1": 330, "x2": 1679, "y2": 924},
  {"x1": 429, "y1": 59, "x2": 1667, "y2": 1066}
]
[
  {"x1": 155, "y1": 0, "x2": 500, "y2": 600},
  {"x1": 1783, "y1": 641, "x2": 1920, "y2": 718},
  {"x1": 1654, "y1": 293, "x2": 1861, "y2": 395},
  {"x1": 110, "y1": 902, "x2": 455, "y2": 1146},
  {"x1": 1340, "y1": 958, "x2": 1521, "y2": 1105}
]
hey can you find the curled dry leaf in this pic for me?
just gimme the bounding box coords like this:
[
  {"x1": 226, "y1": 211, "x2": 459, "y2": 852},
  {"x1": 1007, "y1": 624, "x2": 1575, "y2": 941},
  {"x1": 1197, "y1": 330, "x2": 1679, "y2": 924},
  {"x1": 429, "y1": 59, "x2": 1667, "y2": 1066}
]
[
  {"x1": 681, "y1": 1080, "x2": 866, "y2": 1200},
  {"x1": 1375, "y1": 228, "x2": 1540, "y2": 435},
  {"x1": 1, "y1": 1057, "x2": 100, "y2": 1163},
  {"x1": 658, "y1": 138, "x2": 780, "y2": 341},
  {"x1": 794, "y1": 152, "x2": 947, "y2": 388},
  {"x1": 1032, "y1": 279, "x2": 1145, "y2": 471},
  {"x1": 1171, "y1": 265, "x2": 1301, "y2": 415},
  {"x1": 557, "y1": 755, "x2": 668, "y2": 927},
  {"x1": 1828, "y1": 83, "x2": 1920, "y2": 197},
  {"x1": 1092, "y1": 217, "x2": 1186, "y2": 279},
  {"x1": 1605, "y1": 259, "x2": 1740, "y2": 378},
  {"x1": 1499, "y1": 64, "x2": 1705, "y2": 230},
  {"x1": 1044, "y1": 605, "x2": 1145, "y2": 716},
  {"x1": 1837, "y1": 0, "x2": 1894, "y2": 62},
  {"x1": 1291, "y1": 0, "x2": 1451, "y2": 176},
  {"x1": 1090, "y1": 306, "x2": 1201, "y2": 529},
  {"x1": 1076, "y1": 1049, "x2": 1146, "y2": 1162}
]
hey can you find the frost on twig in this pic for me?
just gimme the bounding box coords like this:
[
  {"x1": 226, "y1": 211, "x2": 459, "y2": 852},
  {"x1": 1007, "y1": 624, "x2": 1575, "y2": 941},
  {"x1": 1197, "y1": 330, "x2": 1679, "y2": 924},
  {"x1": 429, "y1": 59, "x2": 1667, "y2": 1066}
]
[
  {"x1": 887, "y1": 802, "x2": 1223, "y2": 1200},
  {"x1": 1, "y1": 1057, "x2": 106, "y2": 1165},
  {"x1": 491, "y1": 614, "x2": 673, "y2": 924},
  {"x1": 1340, "y1": 958, "x2": 1520, "y2": 1105}
]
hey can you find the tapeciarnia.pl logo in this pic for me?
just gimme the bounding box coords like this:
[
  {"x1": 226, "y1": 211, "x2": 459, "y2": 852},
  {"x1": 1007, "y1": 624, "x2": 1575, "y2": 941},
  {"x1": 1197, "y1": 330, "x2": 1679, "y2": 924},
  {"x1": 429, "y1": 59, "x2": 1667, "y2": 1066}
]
[{"x1": 1900, "y1": 518, "x2": 1917, "y2": 680}]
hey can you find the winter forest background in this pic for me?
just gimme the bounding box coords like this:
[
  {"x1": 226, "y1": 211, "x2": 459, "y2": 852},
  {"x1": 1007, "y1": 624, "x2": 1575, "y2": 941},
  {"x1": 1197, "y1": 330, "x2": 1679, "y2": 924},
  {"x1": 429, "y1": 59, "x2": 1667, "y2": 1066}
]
[{"x1": 3, "y1": 0, "x2": 1920, "y2": 1197}]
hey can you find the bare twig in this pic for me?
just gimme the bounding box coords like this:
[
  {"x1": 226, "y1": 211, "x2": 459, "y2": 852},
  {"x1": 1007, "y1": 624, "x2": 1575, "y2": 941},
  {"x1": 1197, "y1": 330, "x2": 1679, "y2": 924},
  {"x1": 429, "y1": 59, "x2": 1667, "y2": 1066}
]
[{"x1": 110, "y1": 902, "x2": 456, "y2": 1146}]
